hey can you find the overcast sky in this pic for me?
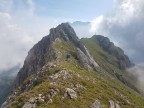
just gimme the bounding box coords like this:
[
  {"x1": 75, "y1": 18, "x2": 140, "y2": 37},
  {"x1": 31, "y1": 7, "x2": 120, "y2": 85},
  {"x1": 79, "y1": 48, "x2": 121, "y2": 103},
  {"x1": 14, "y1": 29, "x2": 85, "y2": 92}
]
[{"x1": 0, "y1": 0, "x2": 144, "y2": 72}]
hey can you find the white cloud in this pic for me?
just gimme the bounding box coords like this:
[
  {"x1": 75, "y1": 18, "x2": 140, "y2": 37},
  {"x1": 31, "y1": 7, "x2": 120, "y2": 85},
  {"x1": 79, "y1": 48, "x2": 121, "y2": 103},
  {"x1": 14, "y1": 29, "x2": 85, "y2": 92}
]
[
  {"x1": 127, "y1": 66, "x2": 144, "y2": 92},
  {"x1": 0, "y1": 0, "x2": 62, "y2": 72},
  {"x1": 90, "y1": 16, "x2": 104, "y2": 34},
  {"x1": 90, "y1": 0, "x2": 144, "y2": 64},
  {"x1": 0, "y1": 12, "x2": 34, "y2": 71},
  {"x1": 0, "y1": 14, "x2": 60, "y2": 72},
  {"x1": 0, "y1": 0, "x2": 13, "y2": 12},
  {"x1": 27, "y1": 0, "x2": 35, "y2": 16}
]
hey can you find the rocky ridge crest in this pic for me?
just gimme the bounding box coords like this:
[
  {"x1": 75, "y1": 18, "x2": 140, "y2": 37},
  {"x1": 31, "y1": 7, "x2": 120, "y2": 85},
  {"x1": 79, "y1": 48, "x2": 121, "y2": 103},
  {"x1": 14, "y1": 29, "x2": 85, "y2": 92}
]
[{"x1": 15, "y1": 23, "x2": 98, "y2": 87}]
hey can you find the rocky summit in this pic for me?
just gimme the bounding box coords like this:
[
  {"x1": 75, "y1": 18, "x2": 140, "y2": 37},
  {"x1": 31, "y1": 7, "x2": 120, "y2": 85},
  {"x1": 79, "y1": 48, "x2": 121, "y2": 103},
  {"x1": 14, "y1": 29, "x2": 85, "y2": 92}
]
[
  {"x1": 2, "y1": 23, "x2": 144, "y2": 108},
  {"x1": 91, "y1": 35, "x2": 134, "y2": 70}
]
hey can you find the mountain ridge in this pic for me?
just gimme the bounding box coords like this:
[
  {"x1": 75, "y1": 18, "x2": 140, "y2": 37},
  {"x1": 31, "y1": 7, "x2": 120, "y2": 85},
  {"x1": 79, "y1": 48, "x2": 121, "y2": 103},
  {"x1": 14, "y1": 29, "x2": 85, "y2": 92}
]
[
  {"x1": 14, "y1": 23, "x2": 98, "y2": 88},
  {"x1": 2, "y1": 23, "x2": 144, "y2": 108},
  {"x1": 91, "y1": 35, "x2": 134, "y2": 69}
]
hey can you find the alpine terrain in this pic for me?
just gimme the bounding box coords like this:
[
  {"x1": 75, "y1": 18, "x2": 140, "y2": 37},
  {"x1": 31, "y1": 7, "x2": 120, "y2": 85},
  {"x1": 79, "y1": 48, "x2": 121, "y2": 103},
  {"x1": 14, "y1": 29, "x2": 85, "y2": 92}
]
[{"x1": 1, "y1": 23, "x2": 144, "y2": 108}]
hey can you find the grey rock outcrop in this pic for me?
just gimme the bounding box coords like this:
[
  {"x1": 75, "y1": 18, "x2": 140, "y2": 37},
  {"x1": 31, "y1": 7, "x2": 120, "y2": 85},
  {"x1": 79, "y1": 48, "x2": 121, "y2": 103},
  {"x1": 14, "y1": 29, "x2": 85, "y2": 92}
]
[
  {"x1": 109, "y1": 100, "x2": 120, "y2": 108},
  {"x1": 64, "y1": 88, "x2": 77, "y2": 99},
  {"x1": 109, "y1": 100, "x2": 115, "y2": 108},
  {"x1": 47, "y1": 98, "x2": 53, "y2": 104},
  {"x1": 76, "y1": 47, "x2": 98, "y2": 71},
  {"x1": 37, "y1": 94, "x2": 45, "y2": 103},
  {"x1": 90, "y1": 100, "x2": 103, "y2": 108},
  {"x1": 115, "y1": 104, "x2": 120, "y2": 108},
  {"x1": 22, "y1": 98, "x2": 36, "y2": 108},
  {"x1": 49, "y1": 88, "x2": 59, "y2": 97},
  {"x1": 91, "y1": 35, "x2": 134, "y2": 70},
  {"x1": 49, "y1": 70, "x2": 73, "y2": 82}
]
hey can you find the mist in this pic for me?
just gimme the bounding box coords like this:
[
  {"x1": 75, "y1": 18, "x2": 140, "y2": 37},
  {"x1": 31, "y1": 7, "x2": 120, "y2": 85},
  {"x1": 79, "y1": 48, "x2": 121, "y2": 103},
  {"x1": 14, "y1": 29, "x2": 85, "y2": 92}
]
[{"x1": 127, "y1": 66, "x2": 144, "y2": 92}]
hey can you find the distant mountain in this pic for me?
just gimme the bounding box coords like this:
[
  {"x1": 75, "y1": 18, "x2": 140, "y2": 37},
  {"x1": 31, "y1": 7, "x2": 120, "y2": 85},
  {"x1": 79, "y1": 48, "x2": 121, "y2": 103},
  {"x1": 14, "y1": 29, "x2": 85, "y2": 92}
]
[
  {"x1": 70, "y1": 21, "x2": 92, "y2": 37},
  {"x1": 2, "y1": 23, "x2": 144, "y2": 108},
  {"x1": 91, "y1": 35, "x2": 134, "y2": 69},
  {"x1": 71, "y1": 21, "x2": 90, "y2": 26},
  {"x1": 0, "y1": 65, "x2": 20, "y2": 106},
  {"x1": 0, "y1": 64, "x2": 20, "y2": 78}
]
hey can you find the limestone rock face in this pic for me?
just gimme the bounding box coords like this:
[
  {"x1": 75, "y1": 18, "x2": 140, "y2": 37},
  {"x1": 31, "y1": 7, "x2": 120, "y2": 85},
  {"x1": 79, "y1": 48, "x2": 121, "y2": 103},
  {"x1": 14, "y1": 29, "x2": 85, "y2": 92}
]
[
  {"x1": 76, "y1": 47, "x2": 98, "y2": 70},
  {"x1": 91, "y1": 35, "x2": 134, "y2": 69}
]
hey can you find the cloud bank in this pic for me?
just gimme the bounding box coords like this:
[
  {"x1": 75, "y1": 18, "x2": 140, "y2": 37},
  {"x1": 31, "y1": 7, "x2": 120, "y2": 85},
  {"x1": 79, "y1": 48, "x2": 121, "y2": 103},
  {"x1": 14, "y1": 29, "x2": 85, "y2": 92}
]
[
  {"x1": 127, "y1": 66, "x2": 144, "y2": 92},
  {"x1": 0, "y1": 0, "x2": 60, "y2": 72},
  {"x1": 90, "y1": 0, "x2": 144, "y2": 64},
  {"x1": 0, "y1": 12, "x2": 33, "y2": 71}
]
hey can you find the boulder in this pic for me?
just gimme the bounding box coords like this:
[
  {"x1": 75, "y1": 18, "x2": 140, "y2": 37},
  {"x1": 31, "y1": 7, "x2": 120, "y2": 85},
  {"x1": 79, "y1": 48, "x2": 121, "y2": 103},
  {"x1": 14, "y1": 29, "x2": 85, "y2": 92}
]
[
  {"x1": 37, "y1": 94, "x2": 45, "y2": 103},
  {"x1": 109, "y1": 100, "x2": 115, "y2": 108},
  {"x1": 49, "y1": 70, "x2": 72, "y2": 82},
  {"x1": 64, "y1": 88, "x2": 77, "y2": 99},
  {"x1": 90, "y1": 100, "x2": 103, "y2": 108},
  {"x1": 109, "y1": 100, "x2": 121, "y2": 108},
  {"x1": 47, "y1": 98, "x2": 53, "y2": 104},
  {"x1": 116, "y1": 103, "x2": 120, "y2": 108},
  {"x1": 22, "y1": 98, "x2": 36, "y2": 108},
  {"x1": 49, "y1": 88, "x2": 59, "y2": 97}
]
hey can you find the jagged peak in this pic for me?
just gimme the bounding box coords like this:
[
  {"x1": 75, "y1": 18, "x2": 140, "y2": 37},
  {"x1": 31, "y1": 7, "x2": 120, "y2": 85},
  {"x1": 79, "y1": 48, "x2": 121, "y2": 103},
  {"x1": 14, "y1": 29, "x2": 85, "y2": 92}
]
[
  {"x1": 49, "y1": 22, "x2": 79, "y2": 42},
  {"x1": 56, "y1": 22, "x2": 74, "y2": 30}
]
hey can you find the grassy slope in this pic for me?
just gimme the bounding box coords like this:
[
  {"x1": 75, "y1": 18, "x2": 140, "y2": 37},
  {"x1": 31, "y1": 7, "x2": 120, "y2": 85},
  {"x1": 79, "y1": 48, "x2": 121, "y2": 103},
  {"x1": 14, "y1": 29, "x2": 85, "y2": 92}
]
[
  {"x1": 9, "y1": 39, "x2": 144, "y2": 108},
  {"x1": 81, "y1": 38, "x2": 138, "y2": 87}
]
